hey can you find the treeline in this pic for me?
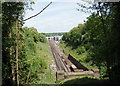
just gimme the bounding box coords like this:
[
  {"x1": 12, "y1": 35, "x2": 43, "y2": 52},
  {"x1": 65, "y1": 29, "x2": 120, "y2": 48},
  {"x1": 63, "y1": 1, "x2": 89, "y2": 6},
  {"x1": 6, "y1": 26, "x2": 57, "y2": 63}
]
[
  {"x1": 2, "y1": 2, "x2": 48, "y2": 85},
  {"x1": 44, "y1": 32, "x2": 65, "y2": 37},
  {"x1": 62, "y1": 2, "x2": 120, "y2": 81}
]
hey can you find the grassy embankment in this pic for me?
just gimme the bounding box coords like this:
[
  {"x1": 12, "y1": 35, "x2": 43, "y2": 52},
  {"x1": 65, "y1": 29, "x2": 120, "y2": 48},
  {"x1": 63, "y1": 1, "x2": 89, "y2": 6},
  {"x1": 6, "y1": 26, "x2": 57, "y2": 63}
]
[
  {"x1": 59, "y1": 42, "x2": 95, "y2": 70},
  {"x1": 25, "y1": 41, "x2": 56, "y2": 84},
  {"x1": 36, "y1": 42, "x2": 56, "y2": 84}
]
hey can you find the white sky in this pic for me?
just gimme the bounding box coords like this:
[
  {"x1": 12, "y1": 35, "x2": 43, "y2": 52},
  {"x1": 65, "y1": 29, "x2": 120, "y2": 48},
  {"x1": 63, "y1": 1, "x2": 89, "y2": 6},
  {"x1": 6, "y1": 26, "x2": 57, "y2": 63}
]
[{"x1": 23, "y1": 0, "x2": 91, "y2": 33}]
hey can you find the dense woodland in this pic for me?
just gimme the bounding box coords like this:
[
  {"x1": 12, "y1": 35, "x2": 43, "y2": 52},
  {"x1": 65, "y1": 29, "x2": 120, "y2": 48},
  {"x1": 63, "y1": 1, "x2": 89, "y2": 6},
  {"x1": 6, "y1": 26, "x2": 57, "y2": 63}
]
[
  {"x1": 1, "y1": 1, "x2": 120, "y2": 86},
  {"x1": 2, "y1": 2, "x2": 55, "y2": 85},
  {"x1": 62, "y1": 2, "x2": 120, "y2": 82}
]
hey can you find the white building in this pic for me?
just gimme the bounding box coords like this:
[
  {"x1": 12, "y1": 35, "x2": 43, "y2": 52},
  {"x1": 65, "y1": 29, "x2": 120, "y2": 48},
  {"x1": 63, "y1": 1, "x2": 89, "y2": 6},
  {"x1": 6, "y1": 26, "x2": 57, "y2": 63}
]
[{"x1": 46, "y1": 35, "x2": 63, "y2": 41}]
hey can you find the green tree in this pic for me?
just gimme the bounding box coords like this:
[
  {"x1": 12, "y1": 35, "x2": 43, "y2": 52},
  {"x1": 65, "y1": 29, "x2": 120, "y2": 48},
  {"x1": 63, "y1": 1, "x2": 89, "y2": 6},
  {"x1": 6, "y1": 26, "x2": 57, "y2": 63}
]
[
  {"x1": 2, "y1": 2, "x2": 33, "y2": 85},
  {"x1": 39, "y1": 33, "x2": 47, "y2": 43},
  {"x1": 62, "y1": 2, "x2": 120, "y2": 81},
  {"x1": 90, "y1": 2, "x2": 120, "y2": 81},
  {"x1": 2, "y1": 2, "x2": 25, "y2": 85}
]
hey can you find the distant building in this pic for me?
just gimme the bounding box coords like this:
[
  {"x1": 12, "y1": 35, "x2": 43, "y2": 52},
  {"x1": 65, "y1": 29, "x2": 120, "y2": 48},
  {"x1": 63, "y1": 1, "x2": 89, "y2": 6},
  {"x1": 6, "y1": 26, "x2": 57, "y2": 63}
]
[{"x1": 46, "y1": 35, "x2": 63, "y2": 41}]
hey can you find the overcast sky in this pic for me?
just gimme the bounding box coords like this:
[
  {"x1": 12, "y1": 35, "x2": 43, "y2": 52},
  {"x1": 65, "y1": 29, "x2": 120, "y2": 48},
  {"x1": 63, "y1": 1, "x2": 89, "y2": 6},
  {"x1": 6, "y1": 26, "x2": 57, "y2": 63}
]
[{"x1": 23, "y1": 0, "x2": 91, "y2": 33}]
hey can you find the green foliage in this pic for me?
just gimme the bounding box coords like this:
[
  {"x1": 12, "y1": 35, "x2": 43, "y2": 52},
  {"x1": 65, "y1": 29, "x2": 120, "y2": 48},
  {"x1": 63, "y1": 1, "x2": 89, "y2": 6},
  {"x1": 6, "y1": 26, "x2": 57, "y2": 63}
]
[
  {"x1": 39, "y1": 33, "x2": 47, "y2": 43},
  {"x1": 61, "y1": 2, "x2": 120, "y2": 81},
  {"x1": 62, "y1": 24, "x2": 84, "y2": 48},
  {"x1": 44, "y1": 32, "x2": 65, "y2": 37},
  {"x1": 2, "y1": 2, "x2": 55, "y2": 85},
  {"x1": 2, "y1": 2, "x2": 26, "y2": 85},
  {"x1": 59, "y1": 43, "x2": 93, "y2": 70},
  {"x1": 19, "y1": 27, "x2": 55, "y2": 84}
]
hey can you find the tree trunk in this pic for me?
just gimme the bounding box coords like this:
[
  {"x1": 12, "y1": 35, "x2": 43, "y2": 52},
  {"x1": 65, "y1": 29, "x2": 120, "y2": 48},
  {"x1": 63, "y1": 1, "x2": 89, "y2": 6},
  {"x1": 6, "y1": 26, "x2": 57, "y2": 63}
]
[
  {"x1": 16, "y1": 20, "x2": 19, "y2": 86},
  {"x1": 9, "y1": 20, "x2": 16, "y2": 84}
]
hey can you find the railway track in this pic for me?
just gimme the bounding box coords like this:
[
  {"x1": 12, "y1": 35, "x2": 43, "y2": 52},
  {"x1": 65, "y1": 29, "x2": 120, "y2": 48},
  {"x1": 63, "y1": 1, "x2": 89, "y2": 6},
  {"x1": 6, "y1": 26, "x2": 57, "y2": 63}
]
[
  {"x1": 49, "y1": 39, "x2": 71, "y2": 72},
  {"x1": 48, "y1": 39, "x2": 100, "y2": 80}
]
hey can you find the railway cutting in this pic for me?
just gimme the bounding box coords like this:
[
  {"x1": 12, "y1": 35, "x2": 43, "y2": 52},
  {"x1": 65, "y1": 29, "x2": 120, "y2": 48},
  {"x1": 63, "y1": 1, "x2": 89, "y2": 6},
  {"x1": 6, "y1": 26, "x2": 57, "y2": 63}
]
[{"x1": 48, "y1": 39, "x2": 100, "y2": 80}]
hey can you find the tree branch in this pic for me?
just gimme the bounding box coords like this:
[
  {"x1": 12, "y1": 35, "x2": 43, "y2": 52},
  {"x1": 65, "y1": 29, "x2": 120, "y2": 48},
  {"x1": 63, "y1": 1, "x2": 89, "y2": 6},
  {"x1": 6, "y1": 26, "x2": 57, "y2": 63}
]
[{"x1": 23, "y1": 2, "x2": 52, "y2": 21}]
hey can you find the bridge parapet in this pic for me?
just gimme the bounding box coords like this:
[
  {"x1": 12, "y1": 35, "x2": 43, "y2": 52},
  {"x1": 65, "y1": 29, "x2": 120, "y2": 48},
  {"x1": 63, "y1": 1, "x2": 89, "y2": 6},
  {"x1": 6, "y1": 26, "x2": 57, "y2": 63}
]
[{"x1": 91, "y1": 68, "x2": 100, "y2": 78}]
